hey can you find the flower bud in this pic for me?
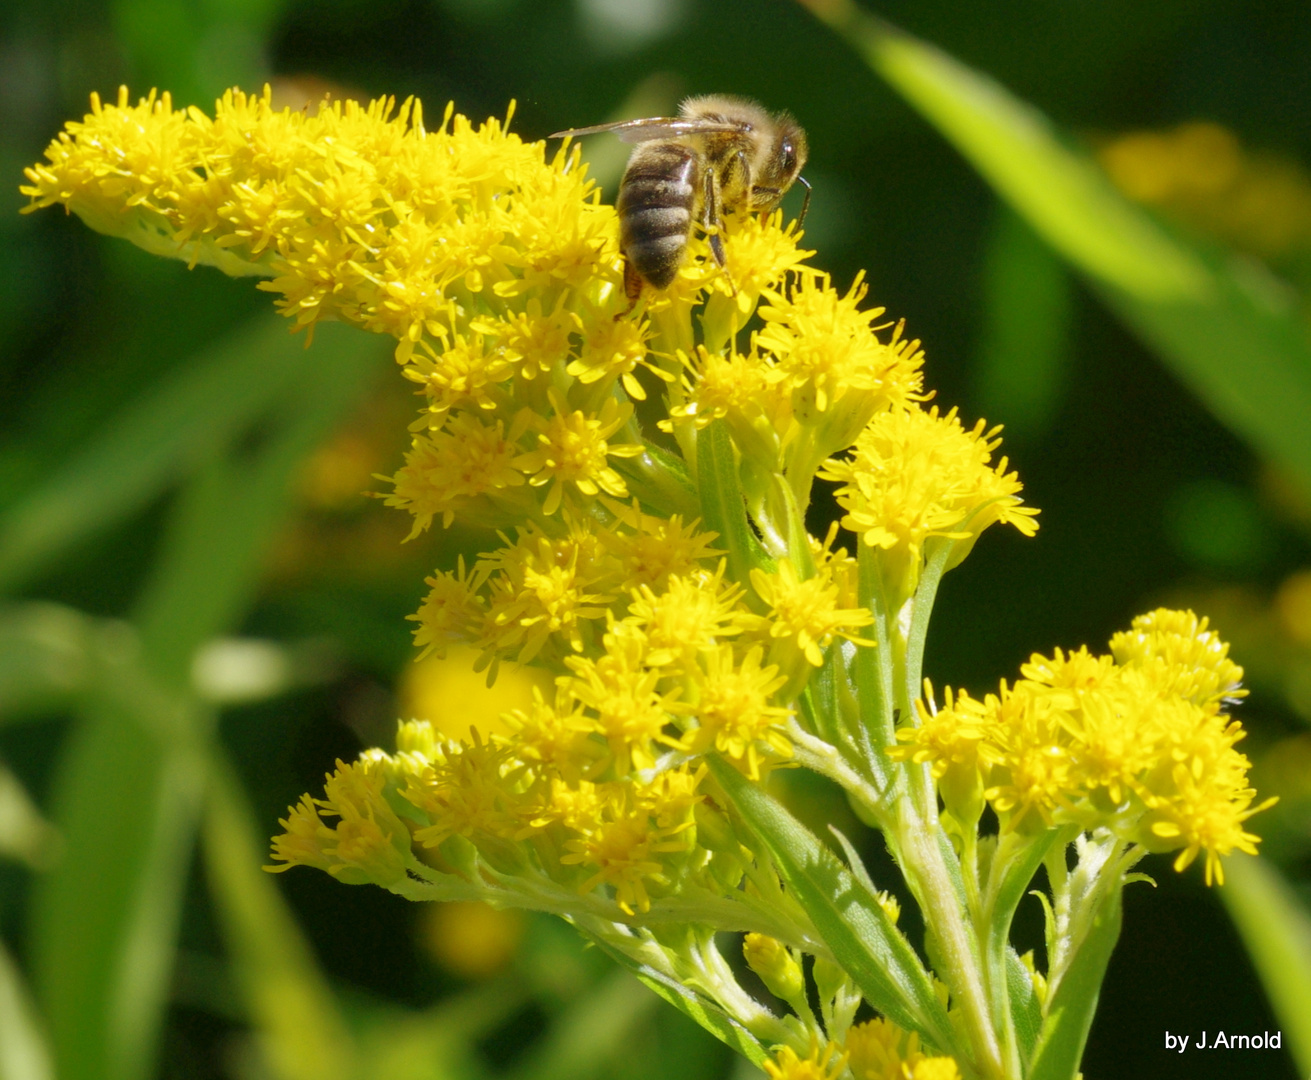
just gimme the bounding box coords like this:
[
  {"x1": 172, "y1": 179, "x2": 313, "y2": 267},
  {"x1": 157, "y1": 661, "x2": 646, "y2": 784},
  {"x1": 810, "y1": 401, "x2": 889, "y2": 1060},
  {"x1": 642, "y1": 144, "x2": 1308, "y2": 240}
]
[{"x1": 743, "y1": 932, "x2": 805, "y2": 1005}]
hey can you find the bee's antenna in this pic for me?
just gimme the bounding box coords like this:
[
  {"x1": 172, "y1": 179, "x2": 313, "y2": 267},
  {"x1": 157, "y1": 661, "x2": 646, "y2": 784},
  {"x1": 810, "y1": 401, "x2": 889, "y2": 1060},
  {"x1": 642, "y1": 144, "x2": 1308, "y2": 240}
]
[{"x1": 796, "y1": 176, "x2": 812, "y2": 229}]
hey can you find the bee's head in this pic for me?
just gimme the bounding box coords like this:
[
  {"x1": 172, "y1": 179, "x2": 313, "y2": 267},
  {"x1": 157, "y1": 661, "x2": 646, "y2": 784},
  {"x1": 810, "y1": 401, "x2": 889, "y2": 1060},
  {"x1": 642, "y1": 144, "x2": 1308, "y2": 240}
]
[{"x1": 760, "y1": 115, "x2": 809, "y2": 202}]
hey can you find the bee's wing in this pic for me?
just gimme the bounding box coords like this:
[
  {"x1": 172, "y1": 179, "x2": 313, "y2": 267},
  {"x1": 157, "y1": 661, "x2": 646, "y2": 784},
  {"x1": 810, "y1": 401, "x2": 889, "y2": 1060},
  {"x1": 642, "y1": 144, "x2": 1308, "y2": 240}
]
[{"x1": 550, "y1": 116, "x2": 745, "y2": 145}]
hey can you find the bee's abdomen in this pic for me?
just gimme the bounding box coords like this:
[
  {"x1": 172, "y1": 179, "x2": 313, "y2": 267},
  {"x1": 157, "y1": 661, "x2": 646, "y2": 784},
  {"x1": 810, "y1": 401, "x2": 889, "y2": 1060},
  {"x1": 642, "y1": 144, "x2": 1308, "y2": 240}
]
[{"x1": 618, "y1": 143, "x2": 698, "y2": 290}]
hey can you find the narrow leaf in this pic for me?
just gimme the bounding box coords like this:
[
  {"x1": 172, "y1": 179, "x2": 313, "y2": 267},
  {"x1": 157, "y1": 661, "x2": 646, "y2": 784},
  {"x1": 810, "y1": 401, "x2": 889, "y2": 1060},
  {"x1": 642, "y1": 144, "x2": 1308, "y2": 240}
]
[
  {"x1": 582, "y1": 935, "x2": 769, "y2": 1066},
  {"x1": 1219, "y1": 855, "x2": 1311, "y2": 1075},
  {"x1": 801, "y1": 1, "x2": 1311, "y2": 496},
  {"x1": 203, "y1": 754, "x2": 356, "y2": 1080},
  {"x1": 0, "y1": 938, "x2": 53, "y2": 1080},
  {"x1": 1005, "y1": 947, "x2": 1042, "y2": 1065},
  {"x1": 697, "y1": 421, "x2": 770, "y2": 597},
  {"x1": 0, "y1": 316, "x2": 371, "y2": 594},
  {"x1": 707, "y1": 757, "x2": 954, "y2": 1053},
  {"x1": 29, "y1": 327, "x2": 382, "y2": 1080},
  {"x1": 1027, "y1": 887, "x2": 1122, "y2": 1080},
  {"x1": 29, "y1": 661, "x2": 208, "y2": 1080}
]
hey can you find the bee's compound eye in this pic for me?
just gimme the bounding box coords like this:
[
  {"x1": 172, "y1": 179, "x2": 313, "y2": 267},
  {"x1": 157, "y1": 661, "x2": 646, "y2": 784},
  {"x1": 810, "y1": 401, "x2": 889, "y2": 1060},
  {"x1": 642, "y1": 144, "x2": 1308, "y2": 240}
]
[{"x1": 779, "y1": 138, "x2": 797, "y2": 175}]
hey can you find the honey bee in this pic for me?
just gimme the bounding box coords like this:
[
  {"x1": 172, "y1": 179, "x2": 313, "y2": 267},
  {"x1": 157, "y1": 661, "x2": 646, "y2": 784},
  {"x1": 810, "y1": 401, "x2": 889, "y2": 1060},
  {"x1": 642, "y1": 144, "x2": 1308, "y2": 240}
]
[{"x1": 552, "y1": 95, "x2": 810, "y2": 305}]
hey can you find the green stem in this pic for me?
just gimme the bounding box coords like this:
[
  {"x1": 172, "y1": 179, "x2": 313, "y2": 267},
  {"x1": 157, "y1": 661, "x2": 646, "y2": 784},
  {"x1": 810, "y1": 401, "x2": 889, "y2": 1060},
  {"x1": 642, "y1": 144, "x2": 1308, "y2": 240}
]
[{"x1": 896, "y1": 797, "x2": 1004, "y2": 1078}]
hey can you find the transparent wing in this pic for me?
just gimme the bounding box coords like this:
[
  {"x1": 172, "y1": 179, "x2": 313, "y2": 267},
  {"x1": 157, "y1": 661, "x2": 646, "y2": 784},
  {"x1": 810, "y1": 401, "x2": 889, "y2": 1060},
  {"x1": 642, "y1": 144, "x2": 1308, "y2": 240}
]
[{"x1": 549, "y1": 116, "x2": 745, "y2": 144}]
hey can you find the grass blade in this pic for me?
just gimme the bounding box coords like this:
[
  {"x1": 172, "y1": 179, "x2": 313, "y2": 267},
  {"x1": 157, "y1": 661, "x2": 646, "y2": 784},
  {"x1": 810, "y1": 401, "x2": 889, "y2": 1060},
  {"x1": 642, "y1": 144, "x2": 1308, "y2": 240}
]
[
  {"x1": 800, "y1": 1, "x2": 1311, "y2": 495},
  {"x1": 203, "y1": 754, "x2": 356, "y2": 1080},
  {"x1": 1219, "y1": 855, "x2": 1311, "y2": 1075},
  {"x1": 0, "y1": 938, "x2": 52, "y2": 1080},
  {"x1": 29, "y1": 326, "x2": 382, "y2": 1080}
]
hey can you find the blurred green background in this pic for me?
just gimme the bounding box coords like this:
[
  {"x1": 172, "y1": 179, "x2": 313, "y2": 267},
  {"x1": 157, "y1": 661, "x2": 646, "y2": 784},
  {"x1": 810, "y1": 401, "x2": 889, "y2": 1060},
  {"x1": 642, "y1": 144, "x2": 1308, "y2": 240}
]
[{"x1": 3, "y1": 1, "x2": 1311, "y2": 1078}]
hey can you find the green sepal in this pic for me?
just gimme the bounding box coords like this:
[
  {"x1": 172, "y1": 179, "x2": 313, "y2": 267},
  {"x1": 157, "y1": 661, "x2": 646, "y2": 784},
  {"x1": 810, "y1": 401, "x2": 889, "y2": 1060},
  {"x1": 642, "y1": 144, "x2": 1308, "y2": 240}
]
[
  {"x1": 582, "y1": 933, "x2": 770, "y2": 1066},
  {"x1": 707, "y1": 756, "x2": 955, "y2": 1055},
  {"x1": 1027, "y1": 885, "x2": 1123, "y2": 1080}
]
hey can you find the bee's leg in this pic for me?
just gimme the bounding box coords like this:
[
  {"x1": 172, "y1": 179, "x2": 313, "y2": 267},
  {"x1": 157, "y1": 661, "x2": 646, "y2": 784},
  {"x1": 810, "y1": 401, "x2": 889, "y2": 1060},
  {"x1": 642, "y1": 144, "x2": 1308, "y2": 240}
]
[
  {"x1": 702, "y1": 164, "x2": 736, "y2": 295},
  {"x1": 615, "y1": 256, "x2": 643, "y2": 320},
  {"x1": 701, "y1": 166, "x2": 726, "y2": 268},
  {"x1": 795, "y1": 175, "x2": 812, "y2": 228}
]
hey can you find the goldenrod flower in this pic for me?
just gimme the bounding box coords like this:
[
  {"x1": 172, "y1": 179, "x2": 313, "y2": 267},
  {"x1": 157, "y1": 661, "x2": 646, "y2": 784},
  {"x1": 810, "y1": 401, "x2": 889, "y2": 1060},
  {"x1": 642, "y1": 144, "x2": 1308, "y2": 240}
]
[
  {"x1": 820, "y1": 405, "x2": 1039, "y2": 607},
  {"x1": 267, "y1": 760, "x2": 412, "y2": 886},
  {"x1": 626, "y1": 565, "x2": 751, "y2": 666},
  {"x1": 558, "y1": 775, "x2": 698, "y2": 914},
  {"x1": 750, "y1": 553, "x2": 873, "y2": 695},
  {"x1": 899, "y1": 610, "x2": 1271, "y2": 879},
  {"x1": 764, "y1": 1040, "x2": 850, "y2": 1080},
  {"x1": 844, "y1": 1018, "x2": 961, "y2": 1080},
  {"x1": 675, "y1": 644, "x2": 793, "y2": 779},
  {"x1": 562, "y1": 625, "x2": 680, "y2": 774},
  {"x1": 29, "y1": 85, "x2": 1269, "y2": 1080}
]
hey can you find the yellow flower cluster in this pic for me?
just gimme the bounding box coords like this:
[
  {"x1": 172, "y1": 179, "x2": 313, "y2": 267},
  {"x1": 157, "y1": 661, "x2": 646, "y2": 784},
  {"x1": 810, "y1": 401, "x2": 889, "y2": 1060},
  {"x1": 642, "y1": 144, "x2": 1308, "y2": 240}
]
[
  {"x1": 269, "y1": 716, "x2": 710, "y2": 916},
  {"x1": 819, "y1": 406, "x2": 1039, "y2": 608},
  {"x1": 25, "y1": 86, "x2": 1273, "y2": 1075},
  {"x1": 895, "y1": 609, "x2": 1268, "y2": 883},
  {"x1": 764, "y1": 1021, "x2": 961, "y2": 1080}
]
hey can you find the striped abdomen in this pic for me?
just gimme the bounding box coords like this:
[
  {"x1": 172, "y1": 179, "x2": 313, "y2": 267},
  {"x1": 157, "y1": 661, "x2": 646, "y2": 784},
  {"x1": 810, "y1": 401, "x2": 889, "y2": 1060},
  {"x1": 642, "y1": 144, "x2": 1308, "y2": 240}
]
[{"x1": 617, "y1": 142, "x2": 699, "y2": 290}]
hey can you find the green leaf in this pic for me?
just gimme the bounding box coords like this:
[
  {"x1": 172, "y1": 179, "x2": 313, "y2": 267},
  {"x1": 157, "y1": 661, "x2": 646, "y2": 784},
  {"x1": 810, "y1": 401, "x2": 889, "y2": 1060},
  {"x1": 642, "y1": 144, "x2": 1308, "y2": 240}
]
[
  {"x1": 0, "y1": 604, "x2": 102, "y2": 724},
  {"x1": 1005, "y1": 947, "x2": 1042, "y2": 1065},
  {"x1": 0, "y1": 938, "x2": 52, "y2": 1080},
  {"x1": 803, "y1": 3, "x2": 1311, "y2": 497},
  {"x1": 1219, "y1": 855, "x2": 1311, "y2": 1075},
  {"x1": 1027, "y1": 886, "x2": 1122, "y2": 1080},
  {"x1": 504, "y1": 969, "x2": 662, "y2": 1080},
  {"x1": 0, "y1": 317, "x2": 384, "y2": 595},
  {"x1": 29, "y1": 662, "x2": 209, "y2": 1080},
  {"x1": 203, "y1": 754, "x2": 357, "y2": 1080},
  {"x1": 974, "y1": 208, "x2": 1073, "y2": 442},
  {"x1": 697, "y1": 421, "x2": 771, "y2": 598},
  {"x1": 984, "y1": 829, "x2": 1065, "y2": 1056},
  {"x1": 614, "y1": 438, "x2": 701, "y2": 522},
  {"x1": 0, "y1": 762, "x2": 58, "y2": 869},
  {"x1": 29, "y1": 325, "x2": 382, "y2": 1080},
  {"x1": 706, "y1": 757, "x2": 954, "y2": 1054},
  {"x1": 581, "y1": 935, "x2": 769, "y2": 1067}
]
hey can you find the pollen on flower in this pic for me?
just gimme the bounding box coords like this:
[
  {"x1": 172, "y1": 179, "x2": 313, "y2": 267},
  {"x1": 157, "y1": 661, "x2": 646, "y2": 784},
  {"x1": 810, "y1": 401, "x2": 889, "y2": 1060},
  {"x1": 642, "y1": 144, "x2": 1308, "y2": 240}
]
[
  {"x1": 382, "y1": 412, "x2": 528, "y2": 535},
  {"x1": 758, "y1": 272, "x2": 923, "y2": 418},
  {"x1": 625, "y1": 565, "x2": 751, "y2": 666},
  {"x1": 558, "y1": 779, "x2": 697, "y2": 914},
  {"x1": 513, "y1": 393, "x2": 643, "y2": 515},
  {"x1": 676, "y1": 645, "x2": 794, "y2": 778},
  {"x1": 819, "y1": 404, "x2": 1039, "y2": 606},
  {"x1": 843, "y1": 1018, "x2": 961, "y2": 1080},
  {"x1": 475, "y1": 521, "x2": 616, "y2": 667},
  {"x1": 596, "y1": 501, "x2": 723, "y2": 591},
  {"x1": 749, "y1": 556, "x2": 874, "y2": 669},
  {"x1": 408, "y1": 557, "x2": 485, "y2": 661},
  {"x1": 562, "y1": 626, "x2": 681, "y2": 774},
  {"x1": 1109, "y1": 607, "x2": 1247, "y2": 711},
  {"x1": 406, "y1": 733, "x2": 525, "y2": 849},
  {"x1": 908, "y1": 610, "x2": 1271, "y2": 879},
  {"x1": 764, "y1": 1040, "x2": 849, "y2": 1080},
  {"x1": 266, "y1": 759, "x2": 411, "y2": 886}
]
